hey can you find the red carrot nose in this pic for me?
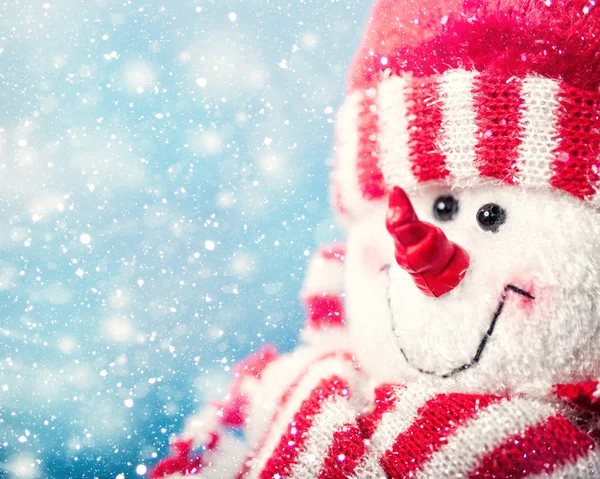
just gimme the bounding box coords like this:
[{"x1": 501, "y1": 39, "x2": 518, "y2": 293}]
[{"x1": 385, "y1": 186, "x2": 470, "y2": 297}]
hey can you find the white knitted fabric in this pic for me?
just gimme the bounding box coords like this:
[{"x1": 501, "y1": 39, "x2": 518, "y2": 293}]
[
  {"x1": 158, "y1": 361, "x2": 600, "y2": 478},
  {"x1": 437, "y1": 69, "x2": 481, "y2": 187},
  {"x1": 516, "y1": 76, "x2": 562, "y2": 186},
  {"x1": 376, "y1": 74, "x2": 414, "y2": 191}
]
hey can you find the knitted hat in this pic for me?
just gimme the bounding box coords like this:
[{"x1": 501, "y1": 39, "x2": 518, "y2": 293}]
[{"x1": 331, "y1": 0, "x2": 600, "y2": 218}]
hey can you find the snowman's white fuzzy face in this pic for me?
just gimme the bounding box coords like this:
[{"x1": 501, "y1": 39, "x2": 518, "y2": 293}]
[{"x1": 345, "y1": 184, "x2": 600, "y2": 392}]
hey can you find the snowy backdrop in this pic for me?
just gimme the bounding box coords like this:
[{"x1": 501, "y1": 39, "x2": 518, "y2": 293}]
[{"x1": 0, "y1": 1, "x2": 371, "y2": 477}]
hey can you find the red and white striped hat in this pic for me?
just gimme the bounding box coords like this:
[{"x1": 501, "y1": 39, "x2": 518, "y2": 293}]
[{"x1": 331, "y1": 0, "x2": 600, "y2": 218}]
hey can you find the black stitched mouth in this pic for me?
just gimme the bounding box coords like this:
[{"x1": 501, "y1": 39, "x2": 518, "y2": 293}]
[{"x1": 382, "y1": 264, "x2": 535, "y2": 378}]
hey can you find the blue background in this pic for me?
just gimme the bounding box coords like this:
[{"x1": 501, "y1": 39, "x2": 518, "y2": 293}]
[{"x1": 0, "y1": 1, "x2": 372, "y2": 477}]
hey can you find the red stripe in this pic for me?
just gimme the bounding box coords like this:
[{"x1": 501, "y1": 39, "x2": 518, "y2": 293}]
[
  {"x1": 472, "y1": 73, "x2": 523, "y2": 184},
  {"x1": 469, "y1": 414, "x2": 595, "y2": 478},
  {"x1": 216, "y1": 393, "x2": 248, "y2": 428},
  {"x1": 272, "y1": 351, "x2": 357, "y2": 411},
  {"x1": 273, "y1": 352, "x2": 357, "y2": 412},
  {"x1": 357, "y1": 93, "x2": 386, "y2": 200},
  {"x1": 550, "y1": 84, "x2": 600, "y2": 200},
  {"x1": 258, "y1": 376, "x2": 350, "y2": 479},
  {"x1": 331, "y1": 179, "x2": 348, "y2": 216},
  {"x1": 150, "y1": 439, "x2": 203, "y2": 478},
  {"x1": 318, "y1": 423, "x2": 365, "y2": 479},
  {"x1": 233, "y1": 344, "x2": 279, "y2": 380},
  {"x1": 318, "y1": 383, "x2": 402, "y2": 479},
  {"x1": 218, "y1": 345, "x2": 279, "y2": 428},
  {"x1": 304, "y1": 295, "x2": 345, "y2": 329},
  {"x1": 235, "y1": 351, "x2": 358, "y2": 478},
  {"x1": 357, "y1": 383, "x2": 403, "y2": 437},
  {"x1": 407, "y1": 76, "x2": 450, "y2": 183},
  {"x1": 318, "y1": 244, "x2": 346, "y2": 262},
  {"x1": 380, "y1": 393, "x2": 501, "y2": 478}
]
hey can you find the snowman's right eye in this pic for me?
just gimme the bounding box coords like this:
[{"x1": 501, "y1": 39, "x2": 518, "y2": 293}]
[{"x1": 433, "y1": 195, "x2": 459, "y2": 221}]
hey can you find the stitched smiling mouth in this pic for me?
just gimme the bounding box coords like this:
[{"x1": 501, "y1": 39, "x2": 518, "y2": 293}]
[{"x1": 382, "y1": 265, "x2": 535, "y2": 378}]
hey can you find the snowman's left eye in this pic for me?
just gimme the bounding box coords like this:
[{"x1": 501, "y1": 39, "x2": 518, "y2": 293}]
[
  {"x1": 433, "y1": 195, "x2": 459, "y2": 221},
  {"x1": 476, "y1": 203, "x2": 507, "y2": 233}
]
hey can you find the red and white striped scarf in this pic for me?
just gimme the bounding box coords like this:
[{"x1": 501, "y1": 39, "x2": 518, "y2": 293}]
[{"x1": 151, "y1": 348, "x2": 600, "y2": 479}]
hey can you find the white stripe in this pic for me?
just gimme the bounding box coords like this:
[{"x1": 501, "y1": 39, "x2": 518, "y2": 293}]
[
  {"x1": 182, "y1": 403, "x2": 220, "y2": 445},
  {"x1": 377, "y1": 75, "x2": 414, "y2": 190},
  {"x1": 334, "y1": 91, "x2": 367, "y2": 216},
  {"x1": 201, "y1": 434, "x2": 247, "y2": 479},
  {"x1": 351, "y1": 460, "x2": 388, "y2": 479},
  {"x1": 350, "y1": 383, "x2": 436, "y2": 479},
  {"x1": 438, "y1": 69, "x2": 480, "y2": 186},
  {"x1": 414, "y1": 397, "x2": 556, "y2": 479},
  {"x1": 516, "y1": 75, "x2": 561, "y2": 187},
  {"x1": 289, "y1": 396, "x2": 355, "y2": 479},
  {"x1": 529, "y1": 446, "x2": 600, "y2": 478},
  {"x1": 246, "y1": 355, "x2": 357, "y2": 479},
  {"x1": 301, "y1": 256, "x2": 344, "y2": 296}
]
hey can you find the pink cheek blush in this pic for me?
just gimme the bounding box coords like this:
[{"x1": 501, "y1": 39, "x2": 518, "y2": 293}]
[
  {"x1": 507, "y1": 281, "x2": 536, "y2": 314},
  {"x1": 515, "y1": 293, "x2": 535, "y2": 314}
]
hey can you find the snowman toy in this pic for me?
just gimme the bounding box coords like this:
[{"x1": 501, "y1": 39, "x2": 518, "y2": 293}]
[{"x1": 151, "y1": 0, "x2": 600, "y2": 477}]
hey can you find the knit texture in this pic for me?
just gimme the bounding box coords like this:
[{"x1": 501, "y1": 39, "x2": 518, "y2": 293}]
[
  {"x1": 332, "y1": 0, "x2": 600, "y2": 219},
  {"x1": 351, "y1": 0, "x2": 600, "y2": 92},
  {"x1": 152, "y1": 371, "x2": 600, "y2": 478},
  {"x1": 332, "y1": 69, "x2": 600, "y2": 218}
]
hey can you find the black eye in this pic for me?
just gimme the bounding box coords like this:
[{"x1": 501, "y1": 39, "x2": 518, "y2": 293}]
[
  {"x1": 433, "y1": 195, "x2": 459, "y2": 221},
  {"x1": 476, "y1": 203, "x2": 506, "y2": 232}
]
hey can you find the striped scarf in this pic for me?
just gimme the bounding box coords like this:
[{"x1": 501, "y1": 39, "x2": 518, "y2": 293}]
[{"x1": 151, "y1": 348, "x2": 600, "y2": 479}]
